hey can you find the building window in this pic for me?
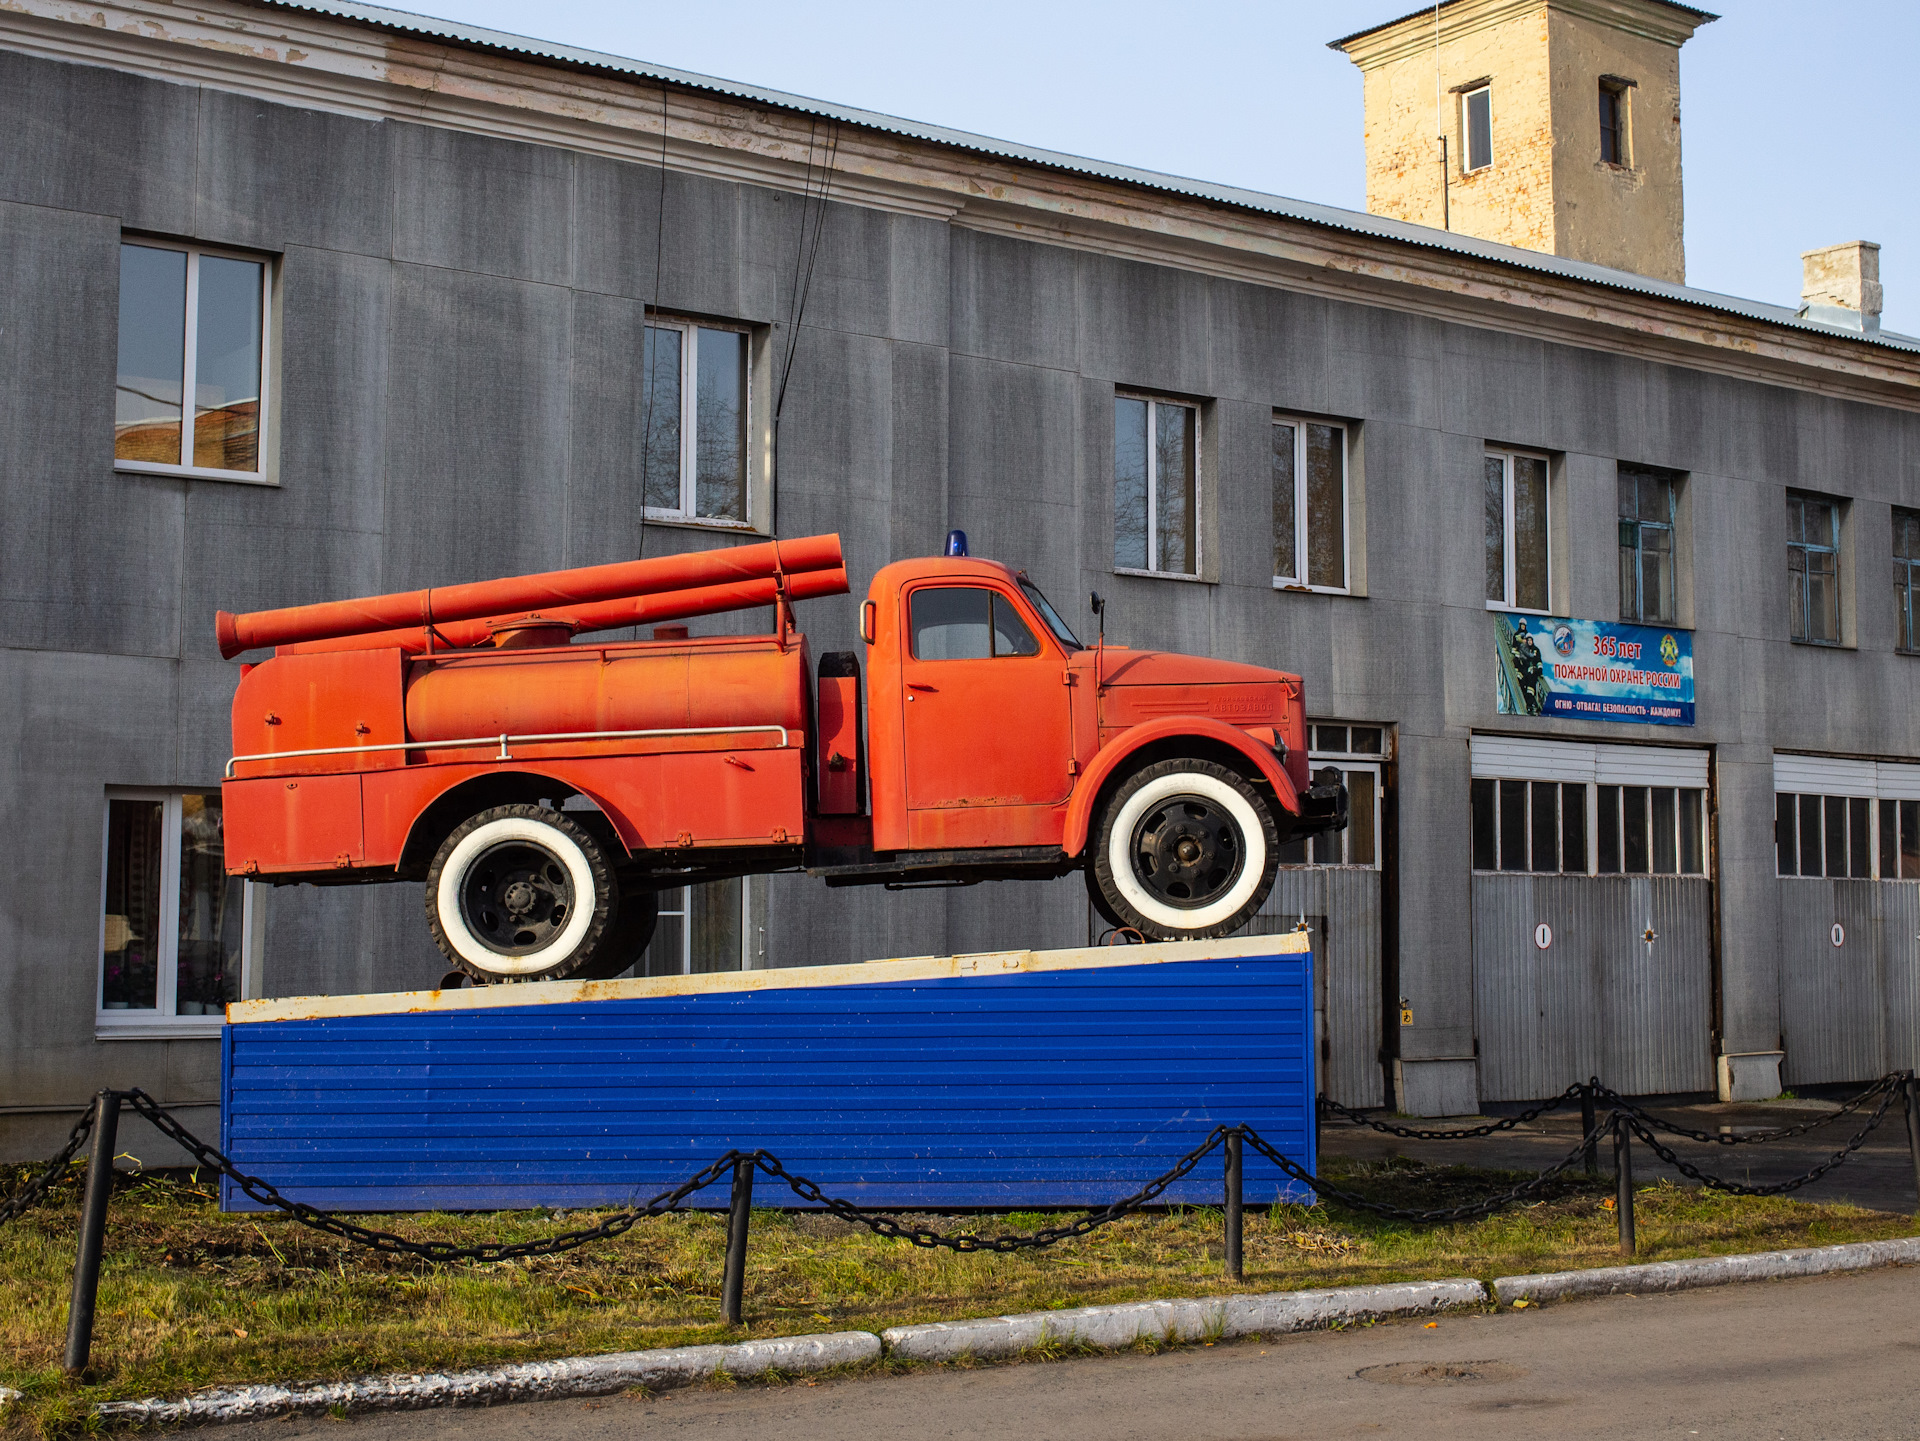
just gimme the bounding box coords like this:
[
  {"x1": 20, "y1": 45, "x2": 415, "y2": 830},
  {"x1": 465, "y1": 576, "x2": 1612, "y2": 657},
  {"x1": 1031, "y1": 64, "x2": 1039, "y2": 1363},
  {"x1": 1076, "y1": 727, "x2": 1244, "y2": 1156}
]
[
  {"x1": 1594, "y1": 785, "x2": 1706, "y2": 875},
  {"x1": 1114, "y1": 394, "x2": 1199, "y2": 576},
  {"x1": 99, "y1": 790, "x2": 253, "y2": 1036},
  {"x1": 1895, "y1": 508, "x2": 1920, "y2": 653},
  {"x1": 1787, "y1": 492, "x2": 1842, "y2": 644},
  {"x1": 1272, "y1": 418, "x2": 1349, "y2": 592},
  {"x1": 1485, "y1": 449, "x2": 1550, "y2": 613},
  {"x1": 1470, "y1": 779, "x2": 1591, "y2": 873},
  {"x1": 645, "y1": 877, "x2": 762, "y2": 975},
  {"x1": 641, "y1": 317, "x2": 751, "y2": 526},
  {"x1": 1599, "y1": 82, "x2": 1629, "y2": 165},
  {"x1": 1462, "y1": 85, "x2": 1493, "y2": 172},
  {"x1": 1619, "y1": 464, "x2": 1679, "y2": 624},
  {"x1": 1775, "y1": 793, "x2": 1876, "y2": 879},
  {"x1": 1277, "y1": 724, "x2": 1386, "y2": 868},
  {"x1": 115, "y1": 240, "x2": 270, "y2": 480}
]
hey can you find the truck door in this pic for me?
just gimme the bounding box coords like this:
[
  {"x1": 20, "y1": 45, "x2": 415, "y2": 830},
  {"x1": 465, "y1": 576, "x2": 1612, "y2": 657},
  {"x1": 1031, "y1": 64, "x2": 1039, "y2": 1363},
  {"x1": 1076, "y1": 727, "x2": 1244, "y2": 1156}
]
[{"x1": 900, "y1": 583, "x2": 1073, "y2": 848}]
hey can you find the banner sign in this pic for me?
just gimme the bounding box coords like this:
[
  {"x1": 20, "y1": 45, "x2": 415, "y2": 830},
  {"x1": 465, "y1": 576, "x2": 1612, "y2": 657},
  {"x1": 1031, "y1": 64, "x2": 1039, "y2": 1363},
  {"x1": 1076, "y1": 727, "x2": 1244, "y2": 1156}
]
[{"x1": 1494, "y1": 614, "x2": 1694, "y2": 727}]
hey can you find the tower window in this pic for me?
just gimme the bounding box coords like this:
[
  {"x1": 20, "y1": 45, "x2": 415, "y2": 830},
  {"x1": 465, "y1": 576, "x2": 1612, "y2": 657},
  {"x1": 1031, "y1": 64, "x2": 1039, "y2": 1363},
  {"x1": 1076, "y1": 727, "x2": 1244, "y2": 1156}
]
[
  {"x1": 1463, "y1": 85, "x2": 1493, "y2": 172},
  {"x1": 1599, "y1": 82, "x2": 1629, "y2": 165}
]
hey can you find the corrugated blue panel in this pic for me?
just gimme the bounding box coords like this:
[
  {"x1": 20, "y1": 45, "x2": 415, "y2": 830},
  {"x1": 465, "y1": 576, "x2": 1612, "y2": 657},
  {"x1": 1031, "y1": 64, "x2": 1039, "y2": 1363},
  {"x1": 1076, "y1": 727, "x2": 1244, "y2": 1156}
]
[{"x1": 222, "y1": 952, "x2": 1315, "y2": 1211}]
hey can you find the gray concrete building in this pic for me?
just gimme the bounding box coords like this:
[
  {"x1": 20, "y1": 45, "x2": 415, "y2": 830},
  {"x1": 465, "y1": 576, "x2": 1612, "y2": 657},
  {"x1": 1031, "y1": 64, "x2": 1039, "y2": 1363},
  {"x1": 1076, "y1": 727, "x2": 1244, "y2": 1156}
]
[{"x1": 4, "y1": 0, "x2": 1919, "y2": 1159}]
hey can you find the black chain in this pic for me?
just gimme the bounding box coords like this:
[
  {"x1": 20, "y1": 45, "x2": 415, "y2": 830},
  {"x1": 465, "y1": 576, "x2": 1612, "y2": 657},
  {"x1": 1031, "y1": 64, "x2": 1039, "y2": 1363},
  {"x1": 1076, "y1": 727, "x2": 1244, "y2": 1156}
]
[
  {"x1": 0, "y1": 1106, "x2": 95, "y2": 1225},
  {"x1": 749, "y1": 1129, "x2": 1233, "y2": 1252},
  {"x1": 1593, "y1": 1073, "x2": 1910, "y2": 1147},
  {"x1": 1619, "y1": 1084, "x2": 1902, "y2": 1197},
  {"x1": 120, "y1": 1090, "x2": 741, "y2": 1262},
  {"x1": 1244, "y1": 1119, "x2": 1612, "y2": 1224},
  {"x1": 1317, "y1": 1083, "x2": 1586, "y2": 1140}
]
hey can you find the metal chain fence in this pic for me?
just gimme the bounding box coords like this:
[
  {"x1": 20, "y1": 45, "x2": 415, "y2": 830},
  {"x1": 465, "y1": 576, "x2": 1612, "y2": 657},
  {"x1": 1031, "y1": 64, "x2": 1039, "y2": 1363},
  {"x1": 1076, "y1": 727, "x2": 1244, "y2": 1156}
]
[{"x1": 0, "y1": 1106, "x2": 95, "y2": 1225}]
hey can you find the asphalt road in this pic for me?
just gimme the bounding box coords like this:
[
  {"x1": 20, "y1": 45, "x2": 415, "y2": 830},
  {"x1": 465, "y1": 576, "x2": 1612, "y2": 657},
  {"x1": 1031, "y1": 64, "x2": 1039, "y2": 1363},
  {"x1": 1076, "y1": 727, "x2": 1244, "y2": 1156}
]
[{"x1": 224, "y1": 1266, "x2": 1920, "y2": 1440}]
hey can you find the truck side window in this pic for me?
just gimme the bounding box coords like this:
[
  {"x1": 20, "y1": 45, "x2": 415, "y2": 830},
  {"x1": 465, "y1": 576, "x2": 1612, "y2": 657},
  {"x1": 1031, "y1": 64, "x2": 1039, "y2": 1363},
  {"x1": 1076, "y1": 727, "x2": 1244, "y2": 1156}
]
[{"x1": 911, "y1": 588, "x2": 1040, "y2": 660}]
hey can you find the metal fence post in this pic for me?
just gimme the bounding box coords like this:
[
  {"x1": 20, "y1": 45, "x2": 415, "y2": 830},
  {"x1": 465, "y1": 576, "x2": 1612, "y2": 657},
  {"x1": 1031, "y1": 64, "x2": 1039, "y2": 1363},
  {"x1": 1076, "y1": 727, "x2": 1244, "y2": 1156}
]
[
  {"x1": 1904, "y1": 1074, "x2": 1920, "y2": 1214},
  {"x1": 1613, "y1": 1115, "x2": 1636, "y2": 1257},
  {"x1": 64, "y1": 1090, "x2": 122, "y2": 1376},
  {"x1": 1581, "y1": 1085, "x2": 1598, "y2": 1176},
  {"x1": 722, "y1": 1155, "x2": 754, "y2": 1327},
  {"x1": 1224, "y1": 1130, "x2": 1243, "y2": 1281}
]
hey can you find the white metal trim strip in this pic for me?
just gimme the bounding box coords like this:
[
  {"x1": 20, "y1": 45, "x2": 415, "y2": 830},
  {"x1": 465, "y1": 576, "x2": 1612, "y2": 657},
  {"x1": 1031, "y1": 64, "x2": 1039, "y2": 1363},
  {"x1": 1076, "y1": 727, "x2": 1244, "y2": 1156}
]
[
  {"x1": 1774, "y1": 754, "x2": 1879, "y2": 796},
  {"x1": 227, "y1": 931, "x2": 1311, "y2": 1024}
]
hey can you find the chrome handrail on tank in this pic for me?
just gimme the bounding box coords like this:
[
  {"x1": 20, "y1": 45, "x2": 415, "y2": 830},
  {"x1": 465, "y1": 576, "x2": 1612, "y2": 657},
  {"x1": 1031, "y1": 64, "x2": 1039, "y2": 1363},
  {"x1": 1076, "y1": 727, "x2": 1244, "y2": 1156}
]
[{"x1": 223, "y1": 725, "x2": 794, "y2": 779}]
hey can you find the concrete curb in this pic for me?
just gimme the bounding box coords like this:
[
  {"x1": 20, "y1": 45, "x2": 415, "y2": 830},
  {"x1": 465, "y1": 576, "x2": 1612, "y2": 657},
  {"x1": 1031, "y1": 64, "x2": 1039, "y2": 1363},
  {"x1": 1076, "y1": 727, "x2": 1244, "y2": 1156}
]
[
  {"x1": 881, "y1": 1279, "x2": 1486, "y2": 1363},
  {"x1": 91, "y1": 1332, "x2": 881, "y2": 1426},
  {"x1": 1493, "y1": 1236, "x2": 1920, "y2": 1305}
]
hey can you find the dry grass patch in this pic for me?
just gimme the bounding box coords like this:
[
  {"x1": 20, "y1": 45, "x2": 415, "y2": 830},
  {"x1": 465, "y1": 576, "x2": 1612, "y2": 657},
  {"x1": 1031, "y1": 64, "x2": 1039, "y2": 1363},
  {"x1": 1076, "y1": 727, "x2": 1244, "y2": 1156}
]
[{"x1": 2, "y1": 1156, "x2": 1913, "y2": 1436}]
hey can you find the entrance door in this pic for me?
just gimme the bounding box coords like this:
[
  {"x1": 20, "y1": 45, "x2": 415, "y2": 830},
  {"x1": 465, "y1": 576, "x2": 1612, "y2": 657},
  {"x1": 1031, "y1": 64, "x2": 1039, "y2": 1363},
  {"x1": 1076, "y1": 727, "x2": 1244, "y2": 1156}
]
[{"x1": 901, "y1": 584, "x2": 1072, "y2": 849}]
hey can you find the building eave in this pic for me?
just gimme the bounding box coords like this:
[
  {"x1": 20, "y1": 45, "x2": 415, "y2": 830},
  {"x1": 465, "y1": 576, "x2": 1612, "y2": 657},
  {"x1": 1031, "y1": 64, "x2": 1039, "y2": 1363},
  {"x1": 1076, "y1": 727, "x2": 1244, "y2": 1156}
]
[{"x1": 2, "y1": 0, "x2": 1910, "y2": 410}]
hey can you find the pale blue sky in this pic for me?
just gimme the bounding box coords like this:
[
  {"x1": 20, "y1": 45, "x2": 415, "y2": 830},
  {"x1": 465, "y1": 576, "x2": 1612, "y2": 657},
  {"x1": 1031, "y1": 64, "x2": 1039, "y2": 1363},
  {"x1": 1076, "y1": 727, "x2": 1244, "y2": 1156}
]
[{"x1": 400, "y1": 0, "x2": 1918, "y2": 335}]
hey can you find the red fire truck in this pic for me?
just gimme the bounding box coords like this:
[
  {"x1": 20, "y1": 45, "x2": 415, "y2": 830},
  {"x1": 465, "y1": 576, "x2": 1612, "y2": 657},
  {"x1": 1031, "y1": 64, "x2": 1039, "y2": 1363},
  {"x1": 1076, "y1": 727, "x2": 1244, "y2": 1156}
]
[{"x1": 218, "y1": 534, "x2": 1345, "y2": 982}]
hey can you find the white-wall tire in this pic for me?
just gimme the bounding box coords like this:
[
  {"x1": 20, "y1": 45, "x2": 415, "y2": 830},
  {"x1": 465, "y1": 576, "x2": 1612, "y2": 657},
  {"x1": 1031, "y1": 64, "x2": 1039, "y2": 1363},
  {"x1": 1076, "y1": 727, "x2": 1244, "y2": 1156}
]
[
  {"x1": 425, "y1": 805, "x2": 616, "y2": 981},
  {"x1": 1089, "y1": 760, "x2": 1279, "y2": 939}
]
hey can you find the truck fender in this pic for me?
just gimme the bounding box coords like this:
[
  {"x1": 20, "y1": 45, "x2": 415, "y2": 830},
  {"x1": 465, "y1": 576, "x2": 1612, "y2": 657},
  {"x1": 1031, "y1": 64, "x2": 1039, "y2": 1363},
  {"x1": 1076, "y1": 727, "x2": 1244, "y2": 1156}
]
[
  {"x1": 1062, "y1": 717, "x2": 1302, "y2": 858},
  {"x1": 394, "y1": 769, "x2": 638, "y2": 875}
]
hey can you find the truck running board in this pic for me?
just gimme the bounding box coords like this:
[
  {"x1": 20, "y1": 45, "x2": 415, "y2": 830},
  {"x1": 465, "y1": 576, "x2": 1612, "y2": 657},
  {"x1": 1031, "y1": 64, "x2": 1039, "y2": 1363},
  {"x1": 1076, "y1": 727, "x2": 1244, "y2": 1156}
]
[{"x1": 809, "y1": 844, "x2": 1073, "y2": 888}]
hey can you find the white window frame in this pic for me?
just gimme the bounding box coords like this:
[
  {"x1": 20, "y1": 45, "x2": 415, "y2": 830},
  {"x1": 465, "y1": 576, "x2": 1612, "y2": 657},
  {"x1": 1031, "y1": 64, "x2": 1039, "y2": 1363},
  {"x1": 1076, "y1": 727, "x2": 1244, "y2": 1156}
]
[
  {"x1": 113, "y1": 238, "x2": 275, "y2": 486},
  {"x1": 1773, "y1": 753, "x2": 1920, "y2": 880},
  {"x1": 1272, "y1": 416, "x2": 1351, "y2": 595},
  {"x1": 651, "y1": 876, "x2": 759, "y2": 974},
  {"x1": 97, "y1": 789, "x2": 261, "y2": 1040},
  {"x1": 1470, "y1": 738, "x2": 1712, "y2": 878},
  {"x1": 1462, "y1": 85, "x2": 1494, "y2": 173},
  {"x1": 1113, "y1": 392, "x2": 1204, "y2": 581},
  {"x1": 1485, "y1": 447, "x2": 1553, "y2": 615},
  {"x1": 641, "y1": 315, "x2": 756, "y2": 530}
]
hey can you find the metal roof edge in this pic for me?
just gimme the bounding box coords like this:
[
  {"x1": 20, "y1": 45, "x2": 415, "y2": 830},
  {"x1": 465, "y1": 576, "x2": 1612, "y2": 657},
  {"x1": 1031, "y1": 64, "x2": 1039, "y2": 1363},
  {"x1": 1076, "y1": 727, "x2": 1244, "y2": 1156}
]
[
  {"x1": 230, "y1": 0, "x2": 1910, "y2": 361},
  {"x1": 1328, "y1": 0, "x2": 1719, "y2": 53}
]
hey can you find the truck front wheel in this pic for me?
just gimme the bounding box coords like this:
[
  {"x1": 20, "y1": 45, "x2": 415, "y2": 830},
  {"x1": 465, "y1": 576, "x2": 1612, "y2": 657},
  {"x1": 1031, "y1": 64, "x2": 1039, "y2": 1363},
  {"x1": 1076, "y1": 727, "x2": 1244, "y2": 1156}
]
[
  {"x1": 426, "y1": 805, "x2": 617, "y2": 982},
  {"x1": 1089, "y1": 760, "x2": 1279, "y2": 940}
]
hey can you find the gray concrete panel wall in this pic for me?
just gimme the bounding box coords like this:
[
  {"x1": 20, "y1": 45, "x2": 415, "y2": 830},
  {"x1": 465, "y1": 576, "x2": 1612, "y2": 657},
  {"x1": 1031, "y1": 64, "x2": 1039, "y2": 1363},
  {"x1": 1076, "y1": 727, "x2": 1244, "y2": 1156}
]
[{"x1": 7, "y1": 47, "x2": 1920, "y2": 1148}]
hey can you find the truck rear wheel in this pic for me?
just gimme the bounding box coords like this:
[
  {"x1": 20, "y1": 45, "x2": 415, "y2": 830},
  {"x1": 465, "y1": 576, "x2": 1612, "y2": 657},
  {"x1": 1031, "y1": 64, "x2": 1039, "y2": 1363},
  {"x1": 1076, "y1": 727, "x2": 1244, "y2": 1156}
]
[
  {"x1": 1088, "y1": 759, "x2": 1278, "y2": 940},
  {"x1": 426, "y1": 804, "x2": 617, "y2": 982}
]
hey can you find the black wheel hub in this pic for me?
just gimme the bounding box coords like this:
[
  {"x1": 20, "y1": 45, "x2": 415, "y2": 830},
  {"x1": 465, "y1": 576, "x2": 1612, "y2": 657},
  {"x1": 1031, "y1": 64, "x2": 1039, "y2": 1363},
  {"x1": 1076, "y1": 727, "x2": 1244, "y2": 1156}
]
[
  {"x1": 460, "y1": 841, "x2": 574, "y2": 955},
  {"x1": 1130, "y1": 794, "x2": 1244, "y2": 908}
]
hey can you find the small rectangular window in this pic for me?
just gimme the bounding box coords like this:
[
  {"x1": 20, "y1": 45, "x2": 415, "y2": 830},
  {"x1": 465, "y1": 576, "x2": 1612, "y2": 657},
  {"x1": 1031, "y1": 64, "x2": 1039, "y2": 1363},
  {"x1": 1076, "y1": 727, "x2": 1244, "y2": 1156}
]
[
  {"x1": 1463, "y1": 85, "x2": 1493, "y2": 172},
  {"x1": 1849, "y1": 797, "x2": 1872, "y2": 879},
  {"x1": 1903, "y1": 799, "x2": 1920, "y2": 879},
  {"x1": 100, "y1": 790, "x2": 254, "y2": 1033},
  {"x1": 1561, "y1": 784, "x2": 1587, "y2": 873},
  {"x1": 1117, "y1": 395, "x2": 1198, "y2": 576},
  {"x1": 1273, "y1": 417, "x2": 1349, "y2": 591},
  {"x1": 1597, "y1": 784, "x2": 1621, "y2": 873},
  {"x1": 1679, "y1": 788, "x2": 1704, "y2": 874},
  {"x1": 1471, "y1": 778, "x2": 1497, "y2": 871},
  {"x1": 1651, "y1": 787, "x2": 1677, "y2": 873},
  {"x1": 1787, "y1": 492, "x2": 1842, "y2": 644},
  {"x1": 1530, "y1": 782, "x2": 1559, "y2": 873},
  {"x1": 1823, "y1": 795, "x2": 1848, "y2": 878},
  {"x1": 116, "y1": 241, "x2": 269, "y2": 479},
  {"x1": 643, "y1": 319, "x2": 752, "y2": 526},
  {"x1": 1622, "y1": 786, "x2": 1649, "y2": 872},
  {"x1": 1618, "y1": 465, "x2": 1679, "y2": 624},
  {"x1": 1346, "y1": 769, "x2": 1377, "y2": 867},
  {"x1": 1599, "y1": 83, "x2": 1628, "y2": 165},
  {"x1": 1880, "y1": 799, "x2": 1898, "y2": 880},
  {"x1": 1893, "y1": 507, "x2": 1920, "y2": 653},
  {"x1": 1498, "y1": 780, "x2": 1528, "y2": 872},
  {"x1": 1798, "y1": 792, "x2": 1823, "y2": 877},
  {"x1": 1485, "y1": 450, "x2": 1551, "y2": 612},
  {"x1": 1776, "y1": 792, "x2": 1797, "y2": 876}
]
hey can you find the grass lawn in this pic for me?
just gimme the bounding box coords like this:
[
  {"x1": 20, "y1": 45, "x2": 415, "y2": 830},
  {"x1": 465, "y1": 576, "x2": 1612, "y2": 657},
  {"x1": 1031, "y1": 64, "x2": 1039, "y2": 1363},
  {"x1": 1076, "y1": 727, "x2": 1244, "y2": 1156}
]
[{"x1": 3, "y1": 1157, "x2": 1915, "y2": 1436}]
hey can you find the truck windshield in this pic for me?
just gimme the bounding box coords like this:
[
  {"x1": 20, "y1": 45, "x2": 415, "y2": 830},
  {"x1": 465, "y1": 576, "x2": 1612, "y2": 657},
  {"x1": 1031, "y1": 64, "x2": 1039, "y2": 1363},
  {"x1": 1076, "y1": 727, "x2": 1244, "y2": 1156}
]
[{"x1": 1018, "y1": 578, "x2": 1083, "y2": 650}]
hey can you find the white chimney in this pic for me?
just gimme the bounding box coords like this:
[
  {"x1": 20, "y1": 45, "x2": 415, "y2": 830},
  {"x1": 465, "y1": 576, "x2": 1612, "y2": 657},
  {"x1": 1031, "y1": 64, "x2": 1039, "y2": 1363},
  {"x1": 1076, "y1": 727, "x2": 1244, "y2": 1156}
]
[{"x1": 1800, "y1": 241, "x2": 1883, "y2": 334}]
